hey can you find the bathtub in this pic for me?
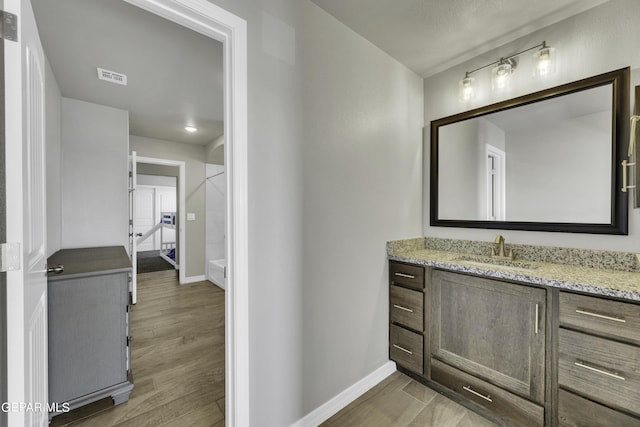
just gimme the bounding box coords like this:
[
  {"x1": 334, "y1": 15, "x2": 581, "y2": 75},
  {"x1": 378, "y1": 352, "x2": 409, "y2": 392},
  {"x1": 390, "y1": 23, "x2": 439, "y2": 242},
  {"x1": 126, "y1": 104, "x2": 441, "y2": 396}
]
[{"x1": 208, "y1": 259, "x2": 226, "y2": 289}]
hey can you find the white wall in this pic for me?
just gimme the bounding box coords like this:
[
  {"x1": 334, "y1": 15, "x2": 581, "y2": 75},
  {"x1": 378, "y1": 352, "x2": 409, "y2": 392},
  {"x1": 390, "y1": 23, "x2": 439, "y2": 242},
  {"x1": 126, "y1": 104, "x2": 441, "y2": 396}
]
[
  {"x1": 45, "y1": 59, "x2": 61, "y2": 256},
  {"x1": 205, "y1": 163, "x2": 225, "y2": 264},
  {"x1": 205, "y1": 134, "x2": 224, "y2": 165},
  {"x1": 60, "y1": 98, "x2": 129, "y2": 250},
  {"x1": 129, "y1": 135, "x2": 206, "y2": 278},
  {"x1": 424, "y1": 0, "x2": 640, "y2": 251},
  {"x1": 200, "y1": 0, "x2": 423, "y2": 424}
]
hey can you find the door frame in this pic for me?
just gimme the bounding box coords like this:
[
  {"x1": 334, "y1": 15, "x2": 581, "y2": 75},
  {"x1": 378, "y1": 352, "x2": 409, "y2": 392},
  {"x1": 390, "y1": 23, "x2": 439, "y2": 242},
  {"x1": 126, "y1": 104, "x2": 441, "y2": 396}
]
[
  {"x1": 122, "y1": 1, "x2": 249, "y2": 426},
  {"x1": 135, "y1": 156, "x2": 186, "y2": 284},
  {"x1": 0, "y1": 4, "x2": 6, "y2": 423}
]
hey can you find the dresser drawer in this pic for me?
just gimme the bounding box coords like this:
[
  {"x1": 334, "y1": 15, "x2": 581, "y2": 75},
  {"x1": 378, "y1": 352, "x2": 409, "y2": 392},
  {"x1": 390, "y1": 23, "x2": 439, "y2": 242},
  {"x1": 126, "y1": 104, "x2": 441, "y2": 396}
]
[
  {"x1": 558, "y1": 328, "x2": 640, "y2": 416},
  {"x1": 558, "y1": 389, "x2": 640, "y2": 427},
  {"x1": 431, "y1": 359, "x2": 544, "y2": 427},
  {"x1": 559, "y1": 292, "x2": 640, "y2": 344},
  {"x1": 390, "y1": 324, "x2": 423, "y2": 374},
  {"x1": 390, "y1": 285, "x2": 423, "y2": 332},
  {"x1": 389, "y1": 262, "x2": 425, "y2": 290}
]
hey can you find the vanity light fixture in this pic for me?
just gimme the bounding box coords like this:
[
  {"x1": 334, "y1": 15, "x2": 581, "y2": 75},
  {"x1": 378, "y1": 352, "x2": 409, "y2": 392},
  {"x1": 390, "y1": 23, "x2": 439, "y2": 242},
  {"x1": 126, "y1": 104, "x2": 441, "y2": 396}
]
[
  {"x1": 491, "y1": 58, "x2": 516, "y2": 91},
  {"x1": 532, "y1": 42, "x2": 555, "y2": 77},
  {"x1": 459, "y1": 73, "x2": 475, "y2": 101},
  {"x1": 459, "y1": 41, "x2": 555, "y2": 98},
  {"x1": 184, "y1": 126, "x2": 198, "y2": 133}
]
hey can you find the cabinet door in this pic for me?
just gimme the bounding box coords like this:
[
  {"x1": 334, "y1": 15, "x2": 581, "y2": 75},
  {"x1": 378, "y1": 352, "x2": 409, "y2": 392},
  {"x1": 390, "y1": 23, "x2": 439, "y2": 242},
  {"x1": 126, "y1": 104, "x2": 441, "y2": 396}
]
[{"x1": 431, "y1": 270, "x2": 546, "y2": 404}]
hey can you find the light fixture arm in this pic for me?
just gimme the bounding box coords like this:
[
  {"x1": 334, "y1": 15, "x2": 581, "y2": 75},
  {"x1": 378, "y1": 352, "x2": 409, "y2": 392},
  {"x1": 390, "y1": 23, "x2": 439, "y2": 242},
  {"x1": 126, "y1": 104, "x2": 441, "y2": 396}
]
[{"x1": 464, "y1": 41, "x2": 548, "y2": 78}]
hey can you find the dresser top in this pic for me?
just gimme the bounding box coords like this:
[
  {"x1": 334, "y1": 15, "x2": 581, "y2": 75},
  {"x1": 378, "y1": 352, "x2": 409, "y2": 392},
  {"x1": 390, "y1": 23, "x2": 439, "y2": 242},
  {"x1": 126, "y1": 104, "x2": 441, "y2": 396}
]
[{"x1": 48, "y1": 246, "x2": 132, "y2": 280}]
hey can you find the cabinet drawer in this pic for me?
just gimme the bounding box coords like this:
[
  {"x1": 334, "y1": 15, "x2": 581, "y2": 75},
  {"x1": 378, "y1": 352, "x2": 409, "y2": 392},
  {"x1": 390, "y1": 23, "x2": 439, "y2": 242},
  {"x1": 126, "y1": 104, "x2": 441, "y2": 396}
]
[
  {"x1": 559, "y1": 328, "x2": 640, "y2": 416},
  {"x1": 389, "y1": 262, "x2": 425, "y2": 290},
  {"x1": 558, "y1": 389, "x2": 640, "y2": 427},
  {"x1": 390, "y1": 324, "x2": 423, "y2": 374},
  {"x1": 431, "y1": 359, "x2": 544, "y2": 427},
  {"x1": 559, "y1": 292, "x2": 640, "y2": 344},
  {"x1": 390, "y1": 285, "x2": 423, "y2": 332}
]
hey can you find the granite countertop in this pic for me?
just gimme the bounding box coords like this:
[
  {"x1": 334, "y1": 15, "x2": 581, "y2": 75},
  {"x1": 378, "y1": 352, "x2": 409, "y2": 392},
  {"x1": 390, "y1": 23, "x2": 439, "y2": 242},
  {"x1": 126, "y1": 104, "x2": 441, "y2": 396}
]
[{"x1": 388, "y1": 238, "x2": 640, "y2": 302}]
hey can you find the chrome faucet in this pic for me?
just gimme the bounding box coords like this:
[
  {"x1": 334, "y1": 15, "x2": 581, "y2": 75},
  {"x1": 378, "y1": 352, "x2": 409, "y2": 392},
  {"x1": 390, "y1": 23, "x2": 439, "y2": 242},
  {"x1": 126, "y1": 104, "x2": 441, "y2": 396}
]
[{"x1": 491, "y1": 235, "x2": 514, "y2": 259}]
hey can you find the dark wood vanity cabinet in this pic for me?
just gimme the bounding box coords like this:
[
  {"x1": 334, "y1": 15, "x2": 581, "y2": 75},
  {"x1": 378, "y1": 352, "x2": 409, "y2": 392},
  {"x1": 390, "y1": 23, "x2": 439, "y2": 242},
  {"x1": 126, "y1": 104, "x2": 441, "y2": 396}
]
[
  {"x1": 557, "y1": 292, "x2": 640, "y2": 426},
  {"x1": 389, "y1": 260, "x2": 640, "y2": 426},
  {"x1": 431, "y1": 270, "x2": 546, "y2": 427},
  {"x1": 388, "y1": 261, "x2": 428, "y2": 376}
]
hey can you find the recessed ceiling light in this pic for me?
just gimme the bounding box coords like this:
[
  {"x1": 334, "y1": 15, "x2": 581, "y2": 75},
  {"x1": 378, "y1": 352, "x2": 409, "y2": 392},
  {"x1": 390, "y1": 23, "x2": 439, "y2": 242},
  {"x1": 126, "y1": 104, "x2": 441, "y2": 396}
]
[{"x1": 184, "y1": 126, "x2": 198, "y2": 133}]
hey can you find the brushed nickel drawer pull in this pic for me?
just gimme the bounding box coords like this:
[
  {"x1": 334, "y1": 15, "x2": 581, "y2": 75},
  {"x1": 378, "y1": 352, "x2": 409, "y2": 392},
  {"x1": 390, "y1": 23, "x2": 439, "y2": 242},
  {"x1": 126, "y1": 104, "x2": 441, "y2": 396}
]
[
  {"x1": 463, "y1": 386, "x2": 493, "y2": 402},
  {"x1": 535, "y1": 303, "x2": 539, "y2": 334},
  {"x1": 574, "y1": 361, "x2": 626, "y2": 381},
  {"x1": 392, "y1": 344, "x2": 413, "y2": 355},
  {"x1": 394, "y1": 272, "x2": 415, "y2": 279},
  {"x1": 393, "y1": 304, "x2": 414, "y2": 313},
  {"x1": 575, "y1": 309, "x2": 626, "y2": 323}
]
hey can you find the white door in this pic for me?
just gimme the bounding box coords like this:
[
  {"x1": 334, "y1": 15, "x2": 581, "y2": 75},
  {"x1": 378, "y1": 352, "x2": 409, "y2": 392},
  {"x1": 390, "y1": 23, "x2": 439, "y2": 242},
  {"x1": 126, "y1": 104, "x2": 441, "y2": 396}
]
[
  {"x1": 134, "y1": 187, "x2": 155, "y2": 252},
  {"x1": 128, "y1": 151, "x2": 137, "y2": 304},
  {"x1": 5, "y1": 0, "x2": 49, "y2": 425}
]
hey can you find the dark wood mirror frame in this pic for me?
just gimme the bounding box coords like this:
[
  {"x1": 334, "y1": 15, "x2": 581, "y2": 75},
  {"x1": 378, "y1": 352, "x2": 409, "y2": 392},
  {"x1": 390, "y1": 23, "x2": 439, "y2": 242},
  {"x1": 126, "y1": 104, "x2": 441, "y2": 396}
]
[
  {"x1": 634, "y1": 85, "x2": 640, "y2": 209},
  {"x1": 430, "y1": 67, "x2": 630, "y2": 234}
]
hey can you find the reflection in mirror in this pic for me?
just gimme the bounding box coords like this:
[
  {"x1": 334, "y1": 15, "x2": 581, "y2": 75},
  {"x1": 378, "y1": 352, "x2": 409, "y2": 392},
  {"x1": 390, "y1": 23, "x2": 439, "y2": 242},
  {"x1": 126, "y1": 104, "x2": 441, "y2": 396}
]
[
  {"x1": 438, "y1": 85, "x2": 612, "y2": 223},
  {"x1": 431, "y1": 67, "x2": 629, "y2": 234}
]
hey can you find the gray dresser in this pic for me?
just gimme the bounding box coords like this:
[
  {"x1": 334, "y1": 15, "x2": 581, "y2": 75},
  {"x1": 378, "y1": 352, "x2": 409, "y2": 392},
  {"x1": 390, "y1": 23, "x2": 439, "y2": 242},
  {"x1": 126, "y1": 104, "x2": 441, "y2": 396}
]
[{"x1": 47, "y1": 246, "x2": 133, "y2": 416}]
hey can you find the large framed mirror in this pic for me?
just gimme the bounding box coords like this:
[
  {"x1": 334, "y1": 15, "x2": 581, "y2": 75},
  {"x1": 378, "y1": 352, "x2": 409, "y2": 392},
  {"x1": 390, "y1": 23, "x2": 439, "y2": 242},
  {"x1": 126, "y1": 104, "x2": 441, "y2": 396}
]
[{"x1": 430, "y1": 67, "x2": 630, "y2": 234}]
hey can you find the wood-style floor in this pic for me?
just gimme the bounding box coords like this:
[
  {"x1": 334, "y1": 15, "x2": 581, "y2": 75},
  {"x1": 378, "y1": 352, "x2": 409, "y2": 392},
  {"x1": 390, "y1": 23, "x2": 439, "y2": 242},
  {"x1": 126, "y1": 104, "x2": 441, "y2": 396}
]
[
  {"x1": 321, "y1": 371, "x2": 499, "y2": 427},
  {"x1": 50, "y1": 270, "x2": 225, "y2": 426}
]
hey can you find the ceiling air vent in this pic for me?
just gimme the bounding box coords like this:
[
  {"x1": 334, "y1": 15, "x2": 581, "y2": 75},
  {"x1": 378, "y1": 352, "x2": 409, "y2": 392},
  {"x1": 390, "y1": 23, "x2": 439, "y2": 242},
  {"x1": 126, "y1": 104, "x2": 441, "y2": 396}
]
[{"x1": 97, "y1": 67, "x2": 127, "y2": 86}]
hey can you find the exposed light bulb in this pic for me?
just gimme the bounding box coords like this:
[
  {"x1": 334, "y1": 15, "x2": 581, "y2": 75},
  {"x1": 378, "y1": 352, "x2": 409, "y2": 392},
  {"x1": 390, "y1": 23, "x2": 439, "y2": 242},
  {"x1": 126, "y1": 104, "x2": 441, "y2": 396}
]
[
  {"x1": 459, "y1": 75, "x2": 474, "y2": 102},
  {"x1": 533, "y1": 45, "x2": 555, "y2": 77},
  {"x1": 492, "y1": 62, "x2": 512, "y2": 91}
]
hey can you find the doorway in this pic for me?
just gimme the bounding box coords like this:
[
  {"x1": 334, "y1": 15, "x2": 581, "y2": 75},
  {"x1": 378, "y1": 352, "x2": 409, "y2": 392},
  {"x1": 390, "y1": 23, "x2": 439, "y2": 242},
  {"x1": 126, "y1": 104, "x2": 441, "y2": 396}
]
[
  {"x1": 4, "y1": 1, "x2": 248, "y2": 425},
  {"x1": 135, "y1": 175, "x2": 178, "y2": 272},
  {"x1": 132, "y1": 156, "x2": 185, "y2": 287}
]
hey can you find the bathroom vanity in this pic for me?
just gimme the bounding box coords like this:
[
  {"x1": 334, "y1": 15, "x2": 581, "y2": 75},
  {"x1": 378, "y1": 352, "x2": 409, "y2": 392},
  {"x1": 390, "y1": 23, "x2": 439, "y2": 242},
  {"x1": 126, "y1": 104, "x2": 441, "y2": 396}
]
[{"x1": 388, "y1": 237, "x2": 640, "y2": 427}]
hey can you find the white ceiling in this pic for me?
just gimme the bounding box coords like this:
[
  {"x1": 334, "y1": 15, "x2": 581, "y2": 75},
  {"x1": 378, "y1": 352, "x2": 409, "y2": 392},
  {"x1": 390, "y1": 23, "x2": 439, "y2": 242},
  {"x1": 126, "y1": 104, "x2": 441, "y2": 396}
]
[
  {"x1": 31, "y1": 0, "x2": 224, "y2": 146},
  {"x1": 310, "y1": 0, "x2": 611, "y2": 78}
]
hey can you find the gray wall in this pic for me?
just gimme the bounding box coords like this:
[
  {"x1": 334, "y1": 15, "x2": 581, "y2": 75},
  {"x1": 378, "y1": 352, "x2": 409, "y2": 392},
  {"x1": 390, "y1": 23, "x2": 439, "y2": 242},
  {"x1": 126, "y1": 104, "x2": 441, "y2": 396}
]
[
  {"x1": 205, "y1": 0, "x2": 423, "y2": 424},
  {"x1": 424, "y1": 0, "x2": 640, "y2": 251},
  {"x1": 61, "y1": 98, "x2": 129, "y2": 250},
  {"x1": 45, "y1": 58, "x2": 62, "y2": 256},
  {"x1": 506, "y1": 111, "x2": 611, "y2": 222},
  {"x1": 129, "y1": 135, "x2": 206, "y2": 279},
  {"x1": 438, "y1": 120, "x2": 480, "y2": 220},
  {"x1": 137, "y1": 174, "x2": 176, "y2": 187}
]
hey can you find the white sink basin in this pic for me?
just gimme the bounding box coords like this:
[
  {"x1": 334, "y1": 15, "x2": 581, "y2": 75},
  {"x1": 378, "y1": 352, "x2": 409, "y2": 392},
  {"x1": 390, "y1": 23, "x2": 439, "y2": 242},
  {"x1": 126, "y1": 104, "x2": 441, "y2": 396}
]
[{"x1": 454, "y1": 255, "x2": 539, "y2": 271}]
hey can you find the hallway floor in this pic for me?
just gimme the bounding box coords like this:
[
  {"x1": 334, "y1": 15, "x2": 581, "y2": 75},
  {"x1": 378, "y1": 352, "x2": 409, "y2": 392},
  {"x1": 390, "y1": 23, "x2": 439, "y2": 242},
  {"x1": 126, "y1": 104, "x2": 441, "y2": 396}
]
[{"x1": 50, "y1": 270, "x2": 225, "y2": 426}]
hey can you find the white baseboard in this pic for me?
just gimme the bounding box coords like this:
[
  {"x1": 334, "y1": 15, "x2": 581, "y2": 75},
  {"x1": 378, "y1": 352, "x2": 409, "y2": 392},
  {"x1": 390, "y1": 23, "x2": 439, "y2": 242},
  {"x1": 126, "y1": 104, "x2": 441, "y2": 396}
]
[
  {"x1": 290, "y1": 361, "x2": 397, "y2": 427},
  {"x1": 180, "y1": 275, "x2": 206, "y2": 284}
]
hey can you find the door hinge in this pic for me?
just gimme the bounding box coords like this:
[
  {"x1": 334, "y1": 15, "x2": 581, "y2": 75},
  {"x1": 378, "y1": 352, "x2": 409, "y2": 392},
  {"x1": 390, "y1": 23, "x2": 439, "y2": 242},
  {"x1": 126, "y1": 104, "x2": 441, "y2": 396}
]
[
  {"x1": 1, "y1": 11, "x2": 18, "y2": 42},
  {"x1": 0, "y1": 243, "x2": 21, "y2": 272}
]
